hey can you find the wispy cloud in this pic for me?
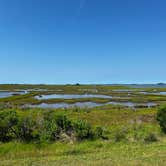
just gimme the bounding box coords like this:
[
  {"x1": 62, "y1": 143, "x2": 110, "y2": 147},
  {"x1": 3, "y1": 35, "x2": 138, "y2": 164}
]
[
  {"x1": 79, "y1": 0, "x2": 87, "y2": 9},
  {"x1": 78, "y1": 0, "x2": 87, "y2": 16}
]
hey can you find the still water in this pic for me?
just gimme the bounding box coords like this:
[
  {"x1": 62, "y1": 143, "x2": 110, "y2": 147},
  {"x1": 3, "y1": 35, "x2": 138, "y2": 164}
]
[
  {"x1": 27, "y1": 101, "x2": 157, "y2": 109},
  {"x1": 35, "y1": 94, "x2": 113, "y2": 100}
]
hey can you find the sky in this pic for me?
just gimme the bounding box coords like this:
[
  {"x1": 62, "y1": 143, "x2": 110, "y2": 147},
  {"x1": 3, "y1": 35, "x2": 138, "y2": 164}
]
[{"x1": 0, "y1": 0, "x2": 166, "y2": 84}]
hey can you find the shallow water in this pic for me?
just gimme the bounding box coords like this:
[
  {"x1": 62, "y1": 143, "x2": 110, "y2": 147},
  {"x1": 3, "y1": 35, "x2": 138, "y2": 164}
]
[
  {"x1": 112, "y1": 89, "x2": 136, "y2": 92},
  {"x1": 128, "y1": 84, "x2": 166, "y2": 88},
  {"x1": 35, "y1": 94, "x2": 113, "y2": 100},
  {"x1": 157, "y1": 92, "x2": 166, "y2": 95},
  {"x1": 26, "y1": 102, "x2": 103, "y2": 109},
  {"x1": 139, "y1": 91, "x2": 166, "y2": 95},
  {"x1": 107, "y1": 102, "x2": 157, "y2": 108},
  {"x1": 26, "y1": 101, "x2": 157, "y2": 109},
  {"x1": 0, "y1": 91, "x2": 26, "y2": 98}
]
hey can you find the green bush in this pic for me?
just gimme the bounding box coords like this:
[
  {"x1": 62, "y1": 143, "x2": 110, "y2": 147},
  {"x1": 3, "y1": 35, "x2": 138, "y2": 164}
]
[
  {"x1": 157, "y1": 105, "x2": 166, "y2": 133},
  {"x1": 73, "y1": 120, "x2": 92, "y2": 140},
  {"x1": 0, "y1": 110, "x2": 104, "y2": 143},
  {"x1": 94, "y1": 126, "x2": 104, "y2": 139},
  {"x1": 43, "y1": 112, "x2": 73, "y2": 135},
  {"x1": 73, "y1": 120, "x2": 104, "y2": 140},
  {"x1": 54, "y1": 114, "x2": 72, "y2": 132},
  {"x1": 17, "y1": 116, "x2": 40, "y2": 142},
  {"x1": 114, "y1": 128, "x2": 128, "y2": 142},
  {"x1": 40, "y1": 116, "x2": 58, "y2": 142},
  {"x1": 0, "y1": 110, "x2": 18, "y2": 142},
  {"x1": 144, "y1": 133, "x2": 158, "y2": 143}
]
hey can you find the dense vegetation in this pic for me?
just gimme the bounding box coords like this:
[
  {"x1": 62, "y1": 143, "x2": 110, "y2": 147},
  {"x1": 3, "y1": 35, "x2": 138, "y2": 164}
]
[
  {"x1": 0, "y1": 105, "x2": 166, "y2": 165},
  {"x1": 0, "y1": 110, "x2": 105, "y2": 143},
  {"x1": 157, "y1": 105, "x2": 166, "y2": 133}
]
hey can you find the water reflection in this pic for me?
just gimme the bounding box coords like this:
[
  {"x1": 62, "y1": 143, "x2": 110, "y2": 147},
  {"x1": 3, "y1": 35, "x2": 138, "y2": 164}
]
[
  {"x1": 0, "y1": 91, "x2": 26, "y2": 98},
  {"x1": 35, "y1": 94, "x2": 113, "y2": 100},
  {"x1": 26, "y1": 101, "x2": 157, "y2": 109}
]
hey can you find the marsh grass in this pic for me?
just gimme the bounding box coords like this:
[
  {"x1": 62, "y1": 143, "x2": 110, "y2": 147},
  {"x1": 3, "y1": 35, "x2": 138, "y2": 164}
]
[
  {"x1": 1, "y1": 84, "x2": 166, "y2": 106},
  {"x1": 1, "y1": 84, "x2": 166, "y2": 165}
]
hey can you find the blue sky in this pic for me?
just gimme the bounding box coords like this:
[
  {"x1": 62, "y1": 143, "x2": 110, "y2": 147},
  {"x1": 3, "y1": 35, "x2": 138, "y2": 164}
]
[{"x1": 0, "y1": 0, "x2": 166, "y2": 84}]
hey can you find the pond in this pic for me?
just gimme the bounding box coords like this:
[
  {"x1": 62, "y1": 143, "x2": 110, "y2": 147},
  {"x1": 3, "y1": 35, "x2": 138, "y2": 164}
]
[
  {"x1": 26, "y1": 102, "x2": 103, "y2": 109},
  {"x1": 157, "y1": 92, "x2": 166, "y2": 95},
  {"x1": 112, "y1": 89, "x2": 136, "y2": 92},
  {"x1": 26, "y1": 101, "x2": 157, "y2": 109},
  {"x1": 35, "y1": 94, "x2": 113, "y2": 100},
  {"x1": 139, "y1": 91, "x2": 166, "y2": 95},
  {"x1": 107, "y1": 102, "x2": 157, "y2": 108},
  {"x1": 0, "y1": 91, "x2": 27, "y2": 98}
]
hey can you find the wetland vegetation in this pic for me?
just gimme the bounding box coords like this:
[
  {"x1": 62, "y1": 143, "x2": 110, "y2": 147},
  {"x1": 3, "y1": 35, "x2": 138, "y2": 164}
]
[
  {"x1": 0, "y1": 84, "x2": 166, "y2": 165},
  {"x1": 0, "y1": 84, "x2": 166, "y2": 108}
]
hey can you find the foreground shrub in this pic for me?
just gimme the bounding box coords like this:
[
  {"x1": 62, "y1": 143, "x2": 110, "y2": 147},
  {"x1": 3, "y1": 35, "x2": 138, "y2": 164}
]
[
  {"x1": 114, "y1": 128, "x2": 128, "y2": 142},
  {"x1": 94, "y1": 126, "x2": 104, "y2": 138},
  {"x1": 17, "y1": 116, "x2": 40, "y2": 142},
  {"x1": 157, "y1": 105, "x2": 166, "y2": 133},
  {"x1": 40, "y1": 114, "x2": 59, "y2": 142},
  {"x1": 54, "y1": 114, "x2": 72, "y2": 132},
  {"x1": 73, "y1": 120, "x2": 92, "y2": 140},
  {"x1": 144, "y1": 133, "x2": 158, "y2": 143},
  {"x1": 0, "y1": 110, "x2": 18, "y2": 142},
  {"x1": 0, "y1": 110, "x2": 105, "y2": 143},
  {"x1": 73, "y1": 120, "x2": 104, "y2": 140}
]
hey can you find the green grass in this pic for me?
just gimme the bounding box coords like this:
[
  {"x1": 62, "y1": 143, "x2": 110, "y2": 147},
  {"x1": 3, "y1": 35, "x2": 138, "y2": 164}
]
[
  {"x1": 1, "y1": 106, "x2": 166, "y2": 165},
  {"x1": 1, "y1": 140, "x2": 166, "y2": 166}
]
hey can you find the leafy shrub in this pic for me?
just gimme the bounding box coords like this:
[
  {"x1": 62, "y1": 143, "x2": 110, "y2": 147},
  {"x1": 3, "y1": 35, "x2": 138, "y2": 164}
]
[
  {"x1": 54, "y1": 114, "x2": 72, "y2": 132},
  {"x1": 40, "y1": 117, "x2": 58, "y2": 142},
  {"x1": 0, "y1": 110, "x2": 18, "y2": 142},
  {"x1": 156, "y1": 105, "x2": 166, "y2": 133},
  {"x1": 0, "y1": 110, "x2": 104, "y2": 143},
  {"x1": 42, "y1": 112, "x2": 104, "y2": 141},
  {"x1": 144, "y1": 133, "x2": 158, "y2": 143},
  {"x1": 73, "y1": 120, "x2": 92, "y2": 140},
  {"x1": 44, "y1": 112, "x2": 73, "y2": 134},
  {"x1": 17, "y1": 116, "x2": 40, "y2": 142},
  {"x1": 94, "y1": 126, "x2": 104, "y2": 139},
  {"x1": 114, "y1": 128, "x2": 128, "y2": 142},
  {"x1": 73, "y1": 120, "x2": 104, "y2": 140}
]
